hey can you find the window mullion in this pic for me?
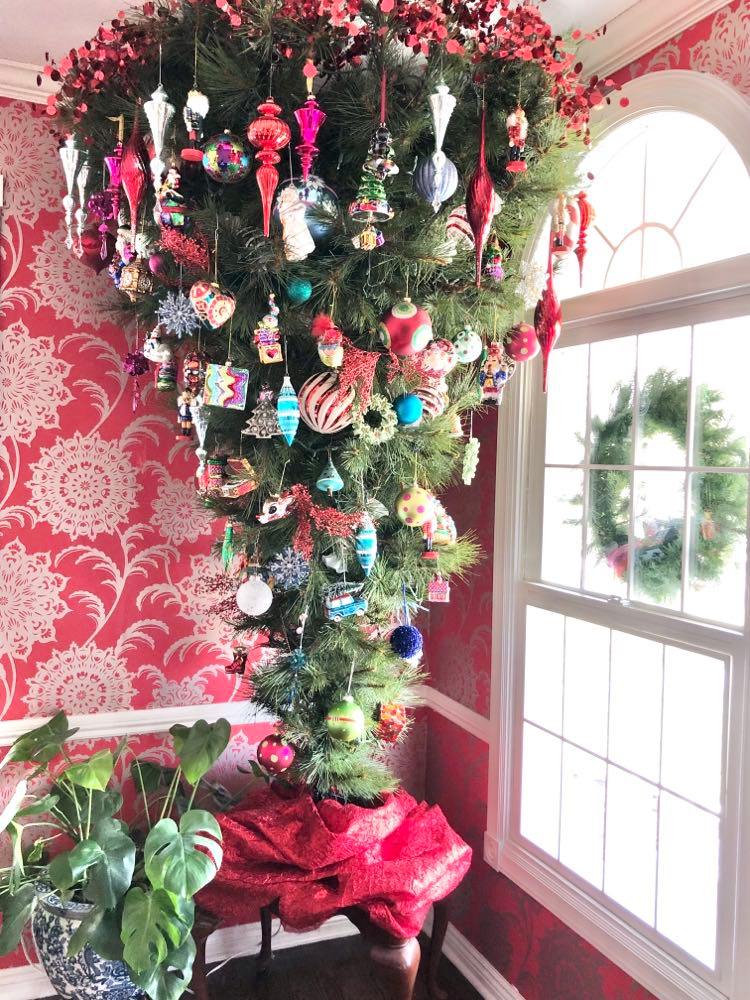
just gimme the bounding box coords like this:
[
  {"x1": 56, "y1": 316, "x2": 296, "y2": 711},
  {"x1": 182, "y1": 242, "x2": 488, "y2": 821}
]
[
  {"x1": 681, "y1": 325, "x2": 698, "y2": 613},
  {"x1": 626, "y1": 336, "x2": 641, "y2": 602}
]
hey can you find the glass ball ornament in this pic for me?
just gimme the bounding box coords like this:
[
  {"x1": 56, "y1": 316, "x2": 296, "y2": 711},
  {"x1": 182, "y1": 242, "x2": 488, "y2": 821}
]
[
  {"x1": 379, "y1": 298, "x2": 433, "y2": 357},
  {"x1": 454, "y1": 325, "x2": 483, "y2": 364},
  {"x1": 396, "y1": 484, "x2": 435, "y2": 527},
  {"x1": 274, "y1": 175, "x2": 339, "y2": 244},
  {"x1": 202, "y1": 130, "x2": 251, "y2": 184},
  {"x1": 256, "y1": 734, "x2": 295, "y2": 775},
  {"x1": 287, "y1": 277, "x2": 313, "y2": 305},
  {"x1": 393, "y1": 393, "x2": 424, "y2": 427},
  {"x1": 325, "y1": 695, "x2": 365, "y2": 742},
  {"x1": 505, "y1": 321, "x2": 540, "y2": 362},
  {"x1": 236, "y1": 574, "x2": 273, "y2": 616},
  {"x1": 390, "y1": 624, "x2": 424, "y2": 660}
]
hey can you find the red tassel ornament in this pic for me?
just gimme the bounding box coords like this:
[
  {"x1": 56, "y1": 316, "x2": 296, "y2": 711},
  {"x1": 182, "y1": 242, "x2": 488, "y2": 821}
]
[
  {"x1": 247, "y1": 98, "x2": 292, "y2": 237},
  {"x1": 466, "y1": 104, "x2": 496, "y2": 289},
  {"x1": 120, "y1": 116, "x2": 148, "y2": 236},
  {"x1": 534, "y1": 249, "x2": 563, "y2": 393},
  {"x1": 575, "y1": 191, "x2": 595, "y2": 287}
]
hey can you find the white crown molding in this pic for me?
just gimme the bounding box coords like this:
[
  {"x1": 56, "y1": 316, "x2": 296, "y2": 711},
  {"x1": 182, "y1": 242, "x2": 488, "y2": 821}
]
[
  {"x1": 576, "y1": 0, "x2": 728, "y2": 79},
  {"x1": 416, "y1": 685, "x2": 492, "y2": 744},
  {"x1": 0, "y1": 59, "x2": 55, "y2": 104},
  {"x1": 0, "y1": 701, "x2": 275, "y2": 748}
]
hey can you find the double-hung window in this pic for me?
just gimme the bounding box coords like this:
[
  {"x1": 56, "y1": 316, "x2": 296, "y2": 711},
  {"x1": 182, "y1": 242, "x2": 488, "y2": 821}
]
[{"x1": 488, "y1": 75, "x2": 750, "y2": 1000}]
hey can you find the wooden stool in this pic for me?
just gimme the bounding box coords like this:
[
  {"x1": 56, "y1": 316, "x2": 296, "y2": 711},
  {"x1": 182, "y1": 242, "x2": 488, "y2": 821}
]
[{"x1": 190, "y1": 900, "x2": 450, "y2": 1000}]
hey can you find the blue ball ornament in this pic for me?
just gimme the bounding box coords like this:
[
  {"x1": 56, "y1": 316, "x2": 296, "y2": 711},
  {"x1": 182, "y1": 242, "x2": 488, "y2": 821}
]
[
  {"x1": 287, "y1": 278, "x2": 313, "y2": 305},
  {"x1": 393, "y1": 393, "x2": 424, "y2": 427},
  {"x1": 390, "y1": 624, "x2": 424, "y2": 660},
  {"x1": 413, "y1": 152, "x2": 459, "y2": 213}
]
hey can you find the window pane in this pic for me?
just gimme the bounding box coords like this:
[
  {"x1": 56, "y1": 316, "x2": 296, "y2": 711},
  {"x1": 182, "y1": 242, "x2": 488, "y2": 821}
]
[
  {"x1": 545, "y1": 344, "x2": 588, "y2": 465},
  {"x1": 687, "y1": 473, "x2": 748, "y2": 624},
  {"x1": 641, "y1": 227, "x2": 682, "y2": 281},
  {"x1": 604, "y1": 766, "x2": 658, "y2": 925},
  {"x1": 636, "y1": 328, "x2": 691, "y2": 467},
  {"x1": 563, "y1": 617, "x2": 609, "y2": 756},
  {"x1": 524, "y1": 607, "x2": 564, "y2": 733},
  {"x1": 633, "y1": 471, "x2": 685, "y2": 610},
  {"x1": 541, "y1": 468, "x2": 583, "y2": 589},
  {"x1": 608, "y1": 631, "x2": 662, "y2": 783},
  {"x1": 676, "y1": 145, "x2": 750, "y2": 268},
  {"x1": 521, "y1": 724, "x2": 561, "y2": 857},
  {"x1": 559, "y1": 744, "x2": 605, "y2": 889},
  {"x1": 661, "y1": 646, "x2": 725, "y2": 812},
  {"x1": 692, "y1": 318, "x2": 750, "y2": 468},
  {"x1": 589, "y1": 336, "x2": 636, "y2": 460},
  {"x1": 586, "y1": 470, "x2": 630, "y2": 597},
  {"x1": 657, "y1": 792, "x2": 719, "y2": 968}
]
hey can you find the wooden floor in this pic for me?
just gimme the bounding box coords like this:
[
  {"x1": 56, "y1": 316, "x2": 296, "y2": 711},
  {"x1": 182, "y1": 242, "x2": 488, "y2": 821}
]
[{"x1": 205, "y1": 934, "x2": 482, "y2": 999}]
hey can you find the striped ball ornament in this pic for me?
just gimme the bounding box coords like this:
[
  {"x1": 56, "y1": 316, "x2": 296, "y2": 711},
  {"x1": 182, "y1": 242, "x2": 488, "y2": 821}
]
[
  {"x1": 415, "y1": 383, "x2": 448, "y2": 419},
  {"x1": 298, "y1": 372, "x2": 356, "y2": 434}
]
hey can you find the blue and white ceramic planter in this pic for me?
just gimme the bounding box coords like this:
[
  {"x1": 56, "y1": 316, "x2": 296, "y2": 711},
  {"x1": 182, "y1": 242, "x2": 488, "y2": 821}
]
[{"x1": 31, "y1": 886, "x2": 143, "y2": 1000}]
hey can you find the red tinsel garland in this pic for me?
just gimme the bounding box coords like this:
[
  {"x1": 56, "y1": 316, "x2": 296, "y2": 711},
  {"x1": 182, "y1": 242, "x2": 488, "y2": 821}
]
[
  {"x1": 159, "y1": 226, "x2": 211, "y2": 273},
  {"x1": 290, "y1": 484, "x2": 362, "y2": 559},
  {"x1": 339, "y1": 338, "x2": 382, "y2": 411}
]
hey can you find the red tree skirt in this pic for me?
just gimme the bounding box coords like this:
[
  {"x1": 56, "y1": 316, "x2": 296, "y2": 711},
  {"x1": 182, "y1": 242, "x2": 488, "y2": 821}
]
[{"x1": 198, "y1": 785, "x2": 472, "y2": 940}]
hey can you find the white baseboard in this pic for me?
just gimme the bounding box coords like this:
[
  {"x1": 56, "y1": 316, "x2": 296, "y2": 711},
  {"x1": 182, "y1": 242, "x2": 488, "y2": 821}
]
[
  {"x1": 0, "y1": 915, "x2": 358, "y2": 999},
  {"x1": 0, "y1": 909, "x2": 521, "y2": 1000}
]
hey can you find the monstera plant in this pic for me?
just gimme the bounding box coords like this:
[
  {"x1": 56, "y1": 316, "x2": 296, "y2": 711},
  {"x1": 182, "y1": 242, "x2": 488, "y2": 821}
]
[{"x1": 0, "y1": 712, "x2": 231, "y2": 1000}]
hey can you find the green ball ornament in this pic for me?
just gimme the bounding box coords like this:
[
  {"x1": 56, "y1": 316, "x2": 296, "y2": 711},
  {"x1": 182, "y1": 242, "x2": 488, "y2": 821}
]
[
  {"x1": 287, "y1": 278, "x2": 313, "y2": 305},
  {"x1": 326, "y1": 695, "x2": 365, "y2": 742}
]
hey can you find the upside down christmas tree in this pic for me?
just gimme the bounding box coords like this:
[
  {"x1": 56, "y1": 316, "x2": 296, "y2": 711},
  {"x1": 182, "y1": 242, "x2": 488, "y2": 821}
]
[{"x1": 50, "y1": 0, "x2": 604, "y2": 805}]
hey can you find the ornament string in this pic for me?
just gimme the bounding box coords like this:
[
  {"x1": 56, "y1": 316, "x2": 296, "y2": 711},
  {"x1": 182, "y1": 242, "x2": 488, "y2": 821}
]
[
  {"x1": 226, "y1": 316, "x2": 234, "y2": 364},
  {"x1": 379, "y1": 67, "x2": 387, "y2": 124},
  {"x1": 346, "y1": 656, "x2": 356, "y2": 696},
  {"x1": 158, "y1": 43, "x2": 163, "y2": 87}
]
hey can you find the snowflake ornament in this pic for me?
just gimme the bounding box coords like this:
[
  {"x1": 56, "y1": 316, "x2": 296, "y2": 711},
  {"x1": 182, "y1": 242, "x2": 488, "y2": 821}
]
[
  {"x1": 157, "y1": 289, "x2": 200, "y2": 339},
  {"x1": 516, "y1": 259, "x2": 546, "y2": 310},
  {"x1": 265, "y1": 546, "x2": 310, "y2": 591}
]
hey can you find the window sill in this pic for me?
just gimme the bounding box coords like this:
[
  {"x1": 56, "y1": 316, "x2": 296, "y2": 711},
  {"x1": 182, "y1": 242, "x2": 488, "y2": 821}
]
[{"x1": 483, "y1": 832, "x2": 728, "y2": 1000}]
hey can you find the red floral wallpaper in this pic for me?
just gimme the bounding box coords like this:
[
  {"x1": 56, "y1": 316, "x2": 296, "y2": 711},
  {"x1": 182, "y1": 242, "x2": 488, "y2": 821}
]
[{"x1": 423, "y1": 2, "x2": 750, "y2": 997}]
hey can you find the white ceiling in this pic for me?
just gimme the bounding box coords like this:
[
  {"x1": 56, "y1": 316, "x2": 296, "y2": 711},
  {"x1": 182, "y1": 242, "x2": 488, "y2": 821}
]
[{"x1": 0, "y1": 0, "x2": 637, "y2": 69}]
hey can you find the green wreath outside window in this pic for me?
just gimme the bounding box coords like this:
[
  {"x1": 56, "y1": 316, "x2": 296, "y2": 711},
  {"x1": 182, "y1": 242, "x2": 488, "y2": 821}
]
[{"x1": 589, "y1": 369, "x2": 747, "y2": 604}]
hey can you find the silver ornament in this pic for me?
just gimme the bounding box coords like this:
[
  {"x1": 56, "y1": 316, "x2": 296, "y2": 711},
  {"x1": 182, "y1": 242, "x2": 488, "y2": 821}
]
[
  {"x1": 413, "y1": 152, "x2": 458, "y2": 213},
  {"x1": 144, "y1": 83, "x2": 175, "y2": 197},
  {"x1": 74, "y1": 158, "x2": 90, "y2": 244},
  {"x1": 59, "y1": 137, "x2": 79, "y2": 250},
  {"x1": 429, "y1": 82, "x2": 456, "y2": 155}
]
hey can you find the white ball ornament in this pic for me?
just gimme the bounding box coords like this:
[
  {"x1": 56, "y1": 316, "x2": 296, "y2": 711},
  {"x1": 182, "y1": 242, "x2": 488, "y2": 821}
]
[
  {"x1": 236, "y1": 575, "x2": 273, "y2": 616},
  {"x1": 298, "y1": 373, "x2": 356, "y2": 434},
  {"x1": 454, "y1": 325, "x2": 483, "y2": 363}
]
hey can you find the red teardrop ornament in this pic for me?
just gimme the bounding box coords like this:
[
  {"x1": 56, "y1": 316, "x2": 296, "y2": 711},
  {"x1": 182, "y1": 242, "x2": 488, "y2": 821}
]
[
  {"x1": 466, "y1": 104, "x2": 496, "y2": 289},
  {"x1": 120, "y1": 116, "x2": 148, "y2": 233},
  {"x1": 534, "y1": 249, "x2": 563, "y2": 393},
  {"x1": 247, "y1": 98, "x2": 292, "y2": 237},
  {"x1": 574, "y1": 190, "x2": 595, "y2": 287}
]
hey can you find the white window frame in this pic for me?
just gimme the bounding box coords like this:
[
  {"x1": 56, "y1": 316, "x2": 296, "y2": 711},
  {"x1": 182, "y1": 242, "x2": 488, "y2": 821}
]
[{"x1": 485, "y1": 71, "x2": 750, "y2": 1000}]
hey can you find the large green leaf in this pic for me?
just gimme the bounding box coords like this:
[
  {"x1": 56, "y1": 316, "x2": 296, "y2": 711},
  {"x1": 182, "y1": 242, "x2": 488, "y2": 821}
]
[
  {"x1": 62, "y1": 750, "x2": 114, "y2": 791},
  {"x1": 144, "y1": 810, "x2": 222, "y2": 897},
  {"x1": 0, "y1": 712, "x2": 78, "y2": 771},
  {"x1": 68, "y1": 904, "x2": 124, "y2": 961},
  {"x1": 130, "y1": 935, "x2": 196, "y2": 1000},
  {"x1": 120, "y1": 888, "x2": 193, "y2": 975},
  {"x1": 15, "y1": 793, "x2": 59, "y2": 819},
  {"x1": 169, "y1": 719, "x2": 230, "y2": 785},
  {"x1": 132, "y1": 760, "x2": 177, "y2": 795},
  {"x1": 54, "y1": 785, "x2": 122, "y2": 830},
  {"x1": 49, "y1": 819, "x2": 135, "y2": 909},
  {"x1": 0, "y1": 884, "x2": 35, "y2": 956}
]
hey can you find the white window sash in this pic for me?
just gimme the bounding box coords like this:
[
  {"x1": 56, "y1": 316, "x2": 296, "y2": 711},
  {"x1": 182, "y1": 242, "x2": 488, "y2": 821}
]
[{"x1": 487, "y1": 286, "x2": 750, "y2": 1000}]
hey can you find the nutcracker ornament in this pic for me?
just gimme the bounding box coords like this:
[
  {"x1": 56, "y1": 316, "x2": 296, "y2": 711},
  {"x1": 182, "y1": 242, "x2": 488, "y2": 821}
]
[
  {"x1": 479, "y1": 343, "x2": 516, "y2": 404},
  {"x1": 506, "y1": 105, "x2": 529, "y2": 172},
  {"x1": 247, "y1": 97, "x2": 292, "y2": 237},
  {"x1": 254, "y1": 294, "x2": 283, "y2": 364},
  {"x1": 551, "y1": 193, "x2": 580, "y2": 258},
  {"x1": 182, "y1": 87, "x2": 210, "y2": 162},
  {"x1": 176, "y1": 389, "x2": 195, "y2": 438}
]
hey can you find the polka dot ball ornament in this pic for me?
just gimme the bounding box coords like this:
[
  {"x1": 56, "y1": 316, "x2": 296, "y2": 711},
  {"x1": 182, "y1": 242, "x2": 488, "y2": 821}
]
[
  {"x1": 256, "y1": 734, "x2": 295, "y2": 774},
  {"x1": 396, "y1": 483, "x2": 436, "y2": 528}
]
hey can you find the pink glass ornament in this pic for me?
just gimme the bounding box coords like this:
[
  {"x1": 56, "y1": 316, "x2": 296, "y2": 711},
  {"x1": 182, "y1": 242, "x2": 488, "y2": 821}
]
[
  {"x1": 466, "y1": 104, "x2": 495, "y2": 289},
  {"x1": 534, "y1": 249, "x2": 563, "y2": 393},
  {"x1": 294, "y1": 61, "x2": 326, "y2": 182},
  {"x1": 247, "y1": 98, "x2": 292, "y2": 237}
]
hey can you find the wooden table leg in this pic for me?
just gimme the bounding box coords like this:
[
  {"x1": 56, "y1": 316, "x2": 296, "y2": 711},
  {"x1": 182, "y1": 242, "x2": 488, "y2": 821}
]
[
  {"x1": 190, "y1": 920, "x2": 212, "y2": 1000},
  {"x1": 427, "y1": 901, "x2": 450, "y2": 1000},
  {"x1": 256, "y1": 904, "x2": 275, "y2": 976},
  {"x1": 369, "y1": 936, "x2": 421, "y2": 1000}
]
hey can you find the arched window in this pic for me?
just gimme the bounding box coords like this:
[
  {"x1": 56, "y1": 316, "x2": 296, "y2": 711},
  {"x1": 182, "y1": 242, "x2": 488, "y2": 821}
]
[{"x1": 488, "y1": 72, "x2": 750, "y2": 1000}]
